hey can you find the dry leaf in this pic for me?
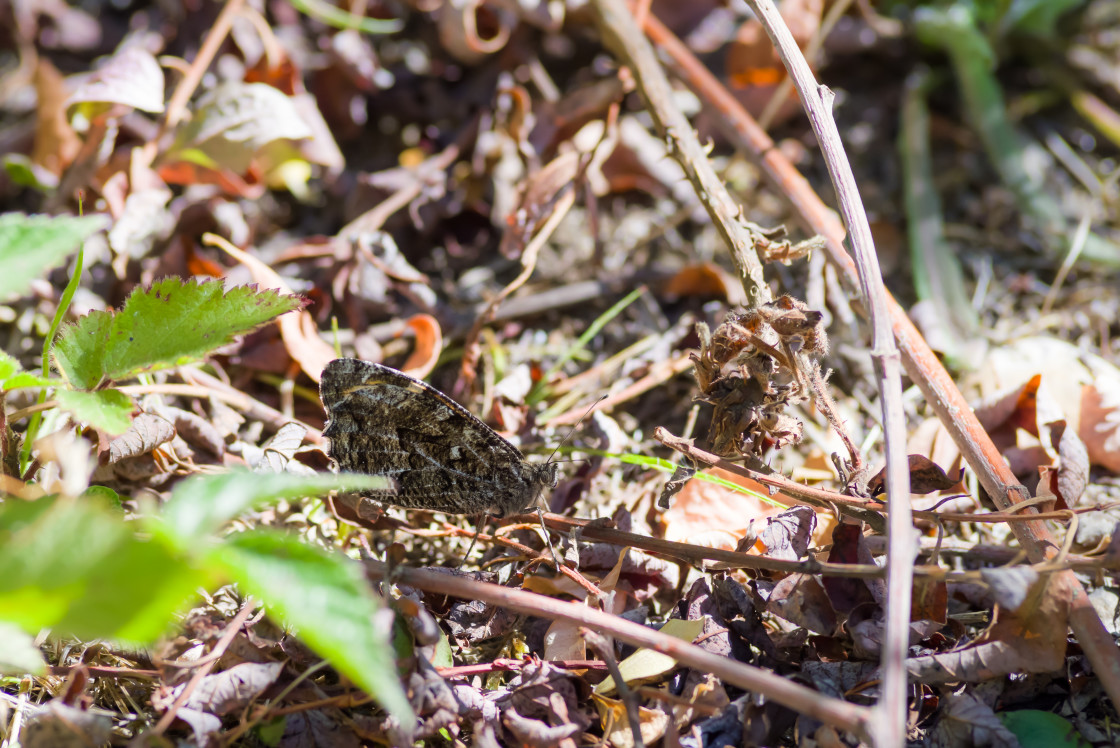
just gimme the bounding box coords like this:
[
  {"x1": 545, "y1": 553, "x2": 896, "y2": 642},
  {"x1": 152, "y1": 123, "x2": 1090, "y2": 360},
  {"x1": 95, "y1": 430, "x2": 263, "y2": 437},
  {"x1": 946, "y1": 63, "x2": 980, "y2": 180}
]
[{"x1": 400, "y1": 314, "x2": 443, "y2": 379}]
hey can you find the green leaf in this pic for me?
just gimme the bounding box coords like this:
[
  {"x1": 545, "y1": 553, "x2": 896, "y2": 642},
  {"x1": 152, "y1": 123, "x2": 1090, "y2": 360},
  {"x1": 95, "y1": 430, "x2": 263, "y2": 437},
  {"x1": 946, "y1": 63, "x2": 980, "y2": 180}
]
[
  {"x1": 0, "y1": 351, "x2": 61, "y2": 392},
  {"x1": 53, "y1": 277, "x2": 303, "y2": 389},
  {"x1": 55, "y1": 388, "x2": 135, "y2": 435},
  {"x1": 0, "y1": 213, "x2": 108, "y2": 301},
  {"x1": 1000, "y1": 710, "x2": 1090, "y2": 748},
  {"x1": 0, "y1": 497, "x2": 210, "y2": 643},
  {"x1": 287, "y1": 0, "x2": 402, "y2": 34},
  {"x1": 211, "y1": 530, "x2": 413, "y2": 721},
  {"x1": 159, "y1": 471, "x2": 393, "y2": 550},
  {"x1": 999, "y1": 0, "x2": 1084, "y2": 38},
  {"x1": 0, "y1": 623, "x2": 46, "y2": 675}
]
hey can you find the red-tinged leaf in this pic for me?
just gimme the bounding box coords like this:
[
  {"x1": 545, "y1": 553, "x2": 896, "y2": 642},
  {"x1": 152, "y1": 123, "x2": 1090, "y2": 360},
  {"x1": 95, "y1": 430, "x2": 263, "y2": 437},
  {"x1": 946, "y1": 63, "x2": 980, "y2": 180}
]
[
  {"x1": 767, "y1": 573, "x2": 838, "y2": 635},
  {"x1": 823, "y1": 523, "x2": 879, "y2": 615},
  {"x1": 975, "y1": 374, "x2": 1042, "y2": 448},
  {"x1": 1078, "y1": 355, "x2": 1120, "y2": 471},
  {"x1": 400, "y1": 314, "x2": 442, "y2": 380},
  {"x1": 867, "y1": 454, "x2": 964, "y2": 497},
  {"x1": 1046, "y1": 420, "x2": 1089, "y2": 509},
  {"x1": 912, "y1": 577, "x2": 948, "y2": 625}
]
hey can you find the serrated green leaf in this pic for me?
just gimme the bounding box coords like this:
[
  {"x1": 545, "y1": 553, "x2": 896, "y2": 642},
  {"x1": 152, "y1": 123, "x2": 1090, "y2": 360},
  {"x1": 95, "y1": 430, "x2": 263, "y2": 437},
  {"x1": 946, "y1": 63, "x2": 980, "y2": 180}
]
[
  {"x1": 0, "y1": 213, "x2": 108, "y2": 301},
  {"x1": 159, "y1": 471, "x2": 393, "y2": 550},
  {"x1": 0, "y1": 351, "x2": 62, "y2": 392},
  {"x1": 0, "y1": 497, "x2": 210, "y2": 643},
  {"x1": 53, "y1": 277, "x2": 302, "y2": 389},
  {"x1": 55, "y1": 388, "x2": 134, "y2": 435},
  {"x1": 0, "y1": 623, "x2": 46, "y2": 675},
  {"x1": 211, "y1": 530, "x2": 413, "y2": 721},
  {"x1": 0, "y1": 351, "x2": 18, "y2": 381}
]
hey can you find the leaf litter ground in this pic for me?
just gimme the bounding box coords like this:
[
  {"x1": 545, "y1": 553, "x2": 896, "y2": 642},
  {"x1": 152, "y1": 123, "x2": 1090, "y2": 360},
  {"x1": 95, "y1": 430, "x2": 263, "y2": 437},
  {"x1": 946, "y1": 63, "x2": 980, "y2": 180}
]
[{"x1": 2, "y1": 1, "x2": 1120, "y2": 746}]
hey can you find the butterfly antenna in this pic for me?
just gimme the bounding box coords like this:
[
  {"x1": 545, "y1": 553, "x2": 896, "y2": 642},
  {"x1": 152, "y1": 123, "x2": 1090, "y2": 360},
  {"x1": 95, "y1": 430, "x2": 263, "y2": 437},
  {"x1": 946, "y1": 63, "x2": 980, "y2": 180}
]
[{"x1": 545, "y1": 395, "x2": 608, "y2": 465}]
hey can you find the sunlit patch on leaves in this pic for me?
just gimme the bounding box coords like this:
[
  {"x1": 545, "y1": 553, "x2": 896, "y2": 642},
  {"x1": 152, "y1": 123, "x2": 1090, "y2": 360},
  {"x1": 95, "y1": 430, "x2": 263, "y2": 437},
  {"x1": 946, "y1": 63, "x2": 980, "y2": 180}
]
[
  {"x1": 66, "y1": 45, "x2": 165, "y2": 117},
  {"x1": 167, "y1": 82, "x2": 313, "y2": 175},
  {"x1": 0, "y1": 213, "x2": 108, "y2": 301},
  {"x1": 52, "y1": 277, "x2": 304, "y2": 389}
]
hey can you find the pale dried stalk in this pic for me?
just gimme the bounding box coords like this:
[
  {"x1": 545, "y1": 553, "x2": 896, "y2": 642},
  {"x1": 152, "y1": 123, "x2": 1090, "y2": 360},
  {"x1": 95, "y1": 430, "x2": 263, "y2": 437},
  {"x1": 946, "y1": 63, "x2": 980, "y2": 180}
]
[
  {"x1": 366, "y1": 559, "x2": 875, "y2": 741},
  {"x1": 737, "y1": 2, "x2": 911, "y2": 745},
  {"x1": 637, "y1": 4, "x2": 1120, "y2": 715},
  {"x1": 590, "y1": 0, "x2": 771, "y2": 308}
]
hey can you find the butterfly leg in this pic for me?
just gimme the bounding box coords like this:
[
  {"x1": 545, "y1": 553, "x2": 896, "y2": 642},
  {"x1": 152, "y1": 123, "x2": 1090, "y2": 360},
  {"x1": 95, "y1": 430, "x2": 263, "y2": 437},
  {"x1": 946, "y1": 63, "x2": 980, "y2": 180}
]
[
  {"x1": 458, "y1": 513, "x2": 490, "y2": 568},
  {"x1": 536, "y1": 508, "x2": 563, "y2": 570}
]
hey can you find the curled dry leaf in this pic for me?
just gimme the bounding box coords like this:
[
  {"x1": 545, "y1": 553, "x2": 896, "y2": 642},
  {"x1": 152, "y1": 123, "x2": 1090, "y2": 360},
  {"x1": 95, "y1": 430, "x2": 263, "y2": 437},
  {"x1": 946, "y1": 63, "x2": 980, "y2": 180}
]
[
  {"x1": 751, "y1": 505, "x2": 816, "y2": 561},
  {"x1": 400, "y1": 314, "x2": 443, "y2": 380},
  {"x1": 501, "y1": 150, "x2": 581, "y2": 260},
  {"x1": 437, "y1": 0, "x2": 514, "y2": 64},
  {"x1": 106, "y1": 412, "x2": 175, "y2": 463},
  {"x1": 1079, "y1": 357, "x2": 1120, "y2": 471},
  {"x1": 926, "y1": 692, "x2": 1020, "y2": 747},
  {"x1": 152, "y1": 404, "x2": 225, "y2": 458},
  {"x1": 544, "y1": 546, "x2": 634, "y2": 661},
  {"x1": 32, "y1": 59, "x2": 81, "y2": 178},
  {"x1": 595, "y1": 695, "x2": 670, "y2": 748},
  {"x1": 66, "y1": 45, "x2": 165, "y2": 115},
  {"x1": 767, "y1": 573, "x2": 838, "y2": 635},
  {"x1": 907, "y1": 572, "x2": 1072, "y2": 684},
  {"x1": 171, "y1": 661, "x2": 285, "y2": 716},
  {"x1": 661, "y1": 262, "x2": 747, "y2": 306},
  {"x1": 1036, "y1": 420, "x2": 1089, "y2": 510}
]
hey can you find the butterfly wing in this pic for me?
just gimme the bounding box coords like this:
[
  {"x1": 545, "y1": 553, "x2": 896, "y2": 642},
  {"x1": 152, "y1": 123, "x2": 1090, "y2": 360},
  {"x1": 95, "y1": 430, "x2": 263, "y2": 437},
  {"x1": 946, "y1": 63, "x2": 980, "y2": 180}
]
[{"x1": 320, "y1": 358, "x2": 553, "y2": 516}]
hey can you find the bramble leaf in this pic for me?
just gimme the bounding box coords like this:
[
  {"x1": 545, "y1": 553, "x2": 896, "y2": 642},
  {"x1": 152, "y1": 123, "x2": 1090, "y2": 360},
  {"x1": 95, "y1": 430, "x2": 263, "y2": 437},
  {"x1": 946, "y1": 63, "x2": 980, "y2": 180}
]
[
  {"x1": 53, "y1": 277, "x2": 303, "y2": 389},
  {"x1": 160, "y1": 471, "x2": 392, "y2": 549},
  {"x1": 55, "y1": 388, "x2": 134, "y2": 435},
  {"x1": 212, "y1": 530, "x2": 413, "y2": 721}
]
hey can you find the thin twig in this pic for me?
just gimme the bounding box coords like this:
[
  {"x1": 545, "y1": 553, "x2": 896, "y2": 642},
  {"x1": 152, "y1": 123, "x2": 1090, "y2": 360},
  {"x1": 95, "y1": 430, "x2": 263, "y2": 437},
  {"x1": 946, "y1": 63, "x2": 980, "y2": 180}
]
[
  {"x1": 589, "y1": 0, "x2": 771, "y2": 308},
  {"x1": 724, "y1": 5, "x2": 911, "y2": 742},
  {"x1": 364, "y1": 559, "x2": 875, "y2": 741},
  {"x1": 637, "y1": 0, "x2": 1120, "y2": 723},
  {"x1": 147, "y1": 601, "x2": 256, "y2": 737}
]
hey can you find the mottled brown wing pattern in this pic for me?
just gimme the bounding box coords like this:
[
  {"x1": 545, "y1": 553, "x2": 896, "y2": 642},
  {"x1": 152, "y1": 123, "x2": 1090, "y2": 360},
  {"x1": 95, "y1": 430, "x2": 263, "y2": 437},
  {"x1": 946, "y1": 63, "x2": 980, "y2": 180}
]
[{"x1": 320, "y1": 358, "x2": 558, "y2": 517}]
